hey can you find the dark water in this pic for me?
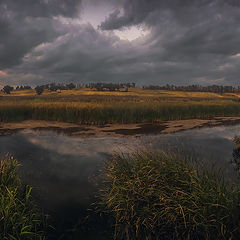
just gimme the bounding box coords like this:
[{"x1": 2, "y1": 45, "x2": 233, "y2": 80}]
[{"x1": 0, "y1": 124, "x2": 240, "y2": 239}]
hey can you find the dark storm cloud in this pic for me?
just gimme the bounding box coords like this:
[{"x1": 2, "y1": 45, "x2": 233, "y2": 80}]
[
  {"x1": 100, "y1": 0, "x2": 240, "y2": 30},
  {"x1": 1, "y1": 0, "x2": 240, "y2": 86},
  {"x1": 28, "y1": 24, "x2": 118, "y2": 73},
  {"x1": 0, "y1": 0, "x2": 82, "y2": 68},
  {"x1": 100, "y1": 0, "x2": 240, "y2": 60},
  {"x1": 1, "y1": 0, "x2": 82, "y2": 18},
  {"x1": 100, "y1": 0, "x2": 209, "y2": 30},
  {"x1": 18, "y1": 23, "x2": 143, "y2": 84},
  {"x1": 98, "y1": 0, "x2": 240, "y2": 85}
]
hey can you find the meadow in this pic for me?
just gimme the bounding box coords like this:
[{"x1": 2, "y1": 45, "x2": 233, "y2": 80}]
[{"x1": 1, "y1": 88, "x2": 240, "y2": 124}]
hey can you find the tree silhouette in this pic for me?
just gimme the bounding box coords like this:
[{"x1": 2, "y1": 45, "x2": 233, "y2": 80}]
[
  {"x1": 2, "y1": 85, "x2": 13, "y2": 94},
  {"x1": 35, "y1": 86, "x2": 44, "y2": 95}
]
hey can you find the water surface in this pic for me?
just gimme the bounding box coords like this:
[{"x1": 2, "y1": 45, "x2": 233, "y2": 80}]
[{"x1": 0, "y1": 124, "x2": 239, "y2": 238}]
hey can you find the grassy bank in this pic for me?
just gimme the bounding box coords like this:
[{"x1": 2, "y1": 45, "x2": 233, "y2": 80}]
[
  {"x1": 99, "y1": 151, "x2": 240, "y2": 240},
  {"x1": 0, "y1": 156, "x2": 47, "y2": 239}
]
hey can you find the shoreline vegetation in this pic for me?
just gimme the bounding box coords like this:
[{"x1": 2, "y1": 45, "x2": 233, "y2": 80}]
[
  {"x1": 1, "y1": 142, "x2": 240, "y2": 239},
  {"x1": 1, "y1": 88, "x2": 240, "y2": 125},
  {"x1": 2, "y1": 149, "x2": 240, "y2": 239},
  {"x1": 99, "y1": 150, "x2": 240, "y2": 240},
  {"x1": 0, "y1": 156, "x2": 48, "y2": 239}
]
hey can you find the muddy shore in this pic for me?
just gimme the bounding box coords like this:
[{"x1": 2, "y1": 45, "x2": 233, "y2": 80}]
[{"x1": 1, "y1": 116, "x2": 240, "y2": 137}]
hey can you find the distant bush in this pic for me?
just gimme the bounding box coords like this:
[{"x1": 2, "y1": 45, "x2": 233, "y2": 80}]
[
  {"x1": 0, "y1": 156, "x2": 48, "y2": 239},
  {"x1": 16, "y1": 85, "x2": 32, "y2": 90},
  {"x1": 66, "y1": 83, "x2": 76, "y2": 90},
  {"x1": 35, "y1": 85, "x2": 44, "y2": 95},
  {"x1": 2, "y1": 85, "x2": 14, "y2": 94},
  {"x1": 85, "y1": 82, "x2": 135, "y2": 91},
  {"x1": 99, "y1": 150, "x2": 240, "y2": 240},
  {"x1": 142, "y1": 84, "x2": 238, "y2": 93}
]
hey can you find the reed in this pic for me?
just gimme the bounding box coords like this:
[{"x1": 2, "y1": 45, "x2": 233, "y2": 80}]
[
  {"x1": 1, "y1": 89, "x2": 240, "y2": 124},
  {"x1": 1, "y1": 100, "x2": 240, "y2": 124},
  {"x1": 99, "y1": 150, "x2": 240, "y2": 240},
  {"x1": 0, "y1": 156, "x2": 48, "y2": 239}
]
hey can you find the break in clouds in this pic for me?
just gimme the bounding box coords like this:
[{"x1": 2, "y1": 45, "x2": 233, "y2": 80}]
[{"x1": 1, "y1": 0, "x2": 240, "y2": 86}]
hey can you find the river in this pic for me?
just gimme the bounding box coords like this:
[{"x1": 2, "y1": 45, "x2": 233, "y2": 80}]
[{"x1": 0, "y1": 124, "x2": 240, "y2": 239}]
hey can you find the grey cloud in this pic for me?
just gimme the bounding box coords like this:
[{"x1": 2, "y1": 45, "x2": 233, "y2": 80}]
[
  {"x1": 2, "y1": 0, "x2": 240, "y2": 86},
  {"x1": 100, "y1": 0, "x2": 211, "y2": 30},
  {"x1": 19, "y1": 23, "x2": 131, "y2": 80},
  {"x1": 0, "y1": 17, "x2": 61, "y2": 68},
  {"x1": 0, "y1": 0, "x2": 82, "y2": 69},
  {"x1": 2, "y1": 0, "x2": 82, "y2": 18},
  {"x1": 100, "y1": 0, "x2": 240, "y2": 30},
  {"x1": 101, "y1": 0, "x2": 240, "y2": 85}
]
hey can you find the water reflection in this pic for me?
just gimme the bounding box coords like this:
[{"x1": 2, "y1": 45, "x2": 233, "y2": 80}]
[
  {"x1": 0, "y1": 132, "x2": 138, "y2": 239},
  {"x1": 0, "y1": 124, "x2": 240, "y2": 238}
]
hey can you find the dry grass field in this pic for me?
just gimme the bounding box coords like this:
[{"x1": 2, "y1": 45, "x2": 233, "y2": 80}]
[{"x1": 1, "y1": 88, "x2": 240, "y2": 124}]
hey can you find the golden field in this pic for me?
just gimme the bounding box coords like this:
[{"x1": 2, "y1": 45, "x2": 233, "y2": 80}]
[{"x1": 1, "y1": 88, "x2": 240, "y2": 124}]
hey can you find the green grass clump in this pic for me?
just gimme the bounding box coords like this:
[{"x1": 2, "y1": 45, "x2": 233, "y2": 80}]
[
  {"x1": 233, "y1": 135, "x2": 240, "y2": 145},
  {"x1": 99, "y1": 151, "x2": 240, "y2": 240},
  {"x1": 0, "y1": 156, "x2": 47, "y2": 239}
]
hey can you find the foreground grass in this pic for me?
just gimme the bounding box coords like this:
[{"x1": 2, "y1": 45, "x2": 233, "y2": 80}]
[
  {"x1": 1, "y1": 90, "x2": 240, "y2": 124},
  {"x1": 0, "y1": 156, "x2": 47, "y2": 239},
  {"x1": 99, "y1": 151, "x2": 240, "y2": 240}
]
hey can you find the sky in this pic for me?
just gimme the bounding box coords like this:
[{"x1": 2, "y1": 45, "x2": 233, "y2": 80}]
[{"x1": 0, "y1": 0, "x2": 240, "y2": 87}]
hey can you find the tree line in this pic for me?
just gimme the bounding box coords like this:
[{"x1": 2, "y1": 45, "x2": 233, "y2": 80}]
[
  {"x1": 85, "y1": 82, "x2": 136, "y2": 92},
  {"x1": 1, "y1": 83, "x2": 77, "y2": 95},
  {"x1": 2, "y1": 82, "x2": 240, "y2": 95},
  {"x1": 34, "y1": 83, "x2": 76, "y2": 95},
  {"x1": 142, "y1": 84, "x2": 240, "y2": 93},
  {"x1": 1, "y1": 82, "x2": 136, "y2": 94}
]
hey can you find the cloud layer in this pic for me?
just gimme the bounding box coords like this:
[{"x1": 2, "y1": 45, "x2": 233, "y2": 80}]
[{"x1": 1, "y1": 0, "x2": 240, "y2": 86}]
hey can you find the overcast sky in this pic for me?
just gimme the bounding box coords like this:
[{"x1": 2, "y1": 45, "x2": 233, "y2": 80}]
[{"x1": 0, "y1": 0, "x2": 240, "y2": 86}]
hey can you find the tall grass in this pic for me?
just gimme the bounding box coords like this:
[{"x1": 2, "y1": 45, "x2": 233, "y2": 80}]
[
  {"x1": 1, "y1": 100, "x2": 240, "y2": 124},
  {"x1": 99, "y1": 150, "x2": 240, "y2": 240},
  {"x1": 0, "y1": 156, "x2": 48, "y2": 239}
]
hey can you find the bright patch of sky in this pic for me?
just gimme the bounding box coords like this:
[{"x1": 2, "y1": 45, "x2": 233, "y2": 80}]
[
  {"x1": 0, "y1": 70, "x2": 7, "y2": 76},
  {"x1": 81, "y1": 0, "x2": 149, "y2": 41},
  {"x1": 114, "y1": 25, "x2": 149, "y2": 41}
]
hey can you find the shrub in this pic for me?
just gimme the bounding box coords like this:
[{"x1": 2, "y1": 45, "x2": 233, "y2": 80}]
[
  {"x1": 0, "y1": 156, "x2": 48, "y2": 239},
  {"x1": 35, "y1": 86, "x2": 44, "y2": 95},
  {"x1": 2, "y1": 85, "x2": 14, "y2": 94},
  {"x1": 99, "y1": 150, "x2": 240, "y2": 240}
]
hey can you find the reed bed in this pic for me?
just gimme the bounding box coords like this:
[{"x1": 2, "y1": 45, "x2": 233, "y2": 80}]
[
  {"x1": 1, "y1": 100, "x2": 240, "y2": 124},
  {"x1": 99, "y1": 150, "x2": 240, "y2": 240},
  {"x1": 1, "y1": 89, "x2": 240, "y2": 124},
  {"x1": 0, "y1": 156, "x2": 47, "y2": 239}
]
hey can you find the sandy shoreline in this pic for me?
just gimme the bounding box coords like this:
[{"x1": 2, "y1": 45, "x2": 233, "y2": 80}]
[{"x1": 1, "y1": 116, "x2": 240, "y2": 137}]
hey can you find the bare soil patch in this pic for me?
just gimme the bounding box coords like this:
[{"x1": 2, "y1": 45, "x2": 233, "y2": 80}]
[{"x1": 1, "y1": 117, "x2": 240, "y2": 137}]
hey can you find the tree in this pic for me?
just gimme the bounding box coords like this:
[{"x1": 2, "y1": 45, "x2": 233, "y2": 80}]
[
  {"x1": 49, "y1": 83, "x2": 57, "y2": 91},
  {"x1": 66, "y1": 83, "x2": 76, "y2": 90},
  {"x1": 2, "y1": 85, "x2": 13, "y2": 94},
  {"x1": 35, "y1": 86, "x2": 44, "y2": 95}
]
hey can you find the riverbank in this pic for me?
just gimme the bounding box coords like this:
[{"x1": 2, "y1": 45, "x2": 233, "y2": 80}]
[{"x1": 1, "y1": 116, "x2": 240, "y2": 137}]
